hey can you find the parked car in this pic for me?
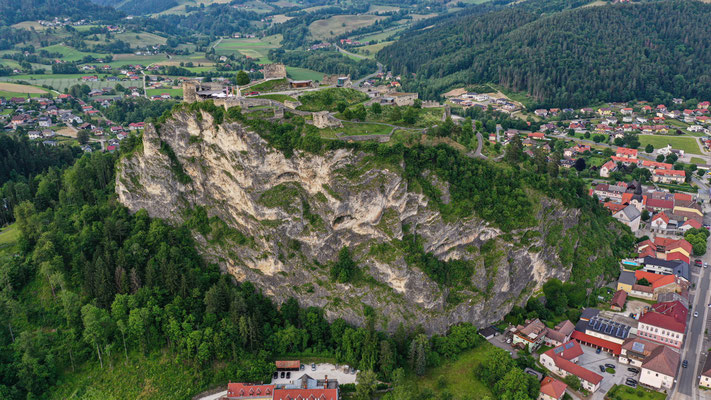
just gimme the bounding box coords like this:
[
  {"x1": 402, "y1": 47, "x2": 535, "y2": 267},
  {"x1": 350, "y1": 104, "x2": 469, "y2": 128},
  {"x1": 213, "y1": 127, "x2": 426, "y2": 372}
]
[
  {"x1": 694, "y1": 311, "x2": 699, "y2": 318},
  {"x1": 300, "y1": 364, "x2": 305, "y2": 371},
  {"x1": 596, "y1": 348, "x2": 602, "y2": 354},
  {"x1": 280, "y1": 371, "x2": 285, "y2": 378},
  {"x1": 273, "y1": 372, "x2": 278, "y2": 379},
  {"x1": 627, "y1": 367, "x2": 639, "y2": 374},
  {"x1": 599, "y1": 365, "x2": 606, "y2": 373},
  {"x1": 311, "y1": 363, "x2": 316, "y2": 371},
  {"x1": 605, "y1": 363, "x2": 616, "y2": 369},
  {"x1": 683, "y1": 360, "x2": 689, "y2": 368},
  {"x1": 695, "y1": 259, "x2": 703, "y2": 267},
  {"x1": 286, "y1": 372, "x2": 290, "y2": 379},
  {"x1": 626, "y1": 378, "x2": 638, "y2": 385},
  {"x1": 625, "y1": 381, "x2": 637, "y2": 388}
]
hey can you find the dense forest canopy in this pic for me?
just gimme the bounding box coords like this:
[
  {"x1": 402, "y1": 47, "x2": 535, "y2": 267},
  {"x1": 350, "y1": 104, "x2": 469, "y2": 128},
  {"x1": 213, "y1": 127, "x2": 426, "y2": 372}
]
[
  {"x1": 0, "y1": 0, "x2": 124, "y2": 26},
  {"x1": 379, "y1": 0, "x2": 711, "y2": 107}
]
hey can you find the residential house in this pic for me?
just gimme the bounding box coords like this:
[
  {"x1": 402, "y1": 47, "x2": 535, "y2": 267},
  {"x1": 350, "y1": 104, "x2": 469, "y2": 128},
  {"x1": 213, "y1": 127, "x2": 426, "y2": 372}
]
[
  {"x1": 574, "y1": 315, "x2": 630, "y2": 346},
  {"x1": 544, "y1": 320, "x2": 575, "y2": 348},
  {"x1": 223, "y1": 383, "x2": 274, "y2": 399},
  {"x1": 619, "y1": 337, "x2": 663, "y2": 368},
  {"x1": 540, "y1": 341, "x2": 602, "y2": 393},
  {"x1": 700, "y1": 355, "x2": 711, "y2": 389},
  {"x1": 600, "y1": 160, "x2": 617, "y2": 178},
  {"x1": 678, "y1": 218, "x2": 702, "y2": 233},
  {"x1": 512, "y1": 319, "x2": 548, "y2": 351},
  {"x1": 613, "y1": 204, "x2": 641, "y2": 232},
  {"x1": 672, "y1": 200, "x2": 702, "y2": 222},
  {"x1": 610, "y1": 290, "x2": 627, "y2": 311},
  {"x1": 637, "y1": 300, "x2": 687, "y2": 349},
  {"x1": 641, "y1": 257, "x2": 690, "y2": 281},
  {"x1": 534, "y1": 109, "x2": 549, "y2": 117},
  {"x1": 539, "y1": 376, "x2": 567, "y2": 400},
  {"x1": 616, "y1": 147, "x2": 638, "y2": 161},
  {"x1": 652, "y1": 169, "x2": 686, "y2": 184},
  {"x1": 617, "y1": 270, "x2": 636, "y2": 293},
  {"x1": 650, "y1": 212, "x2": 669, "y2": 231},
  {"x1": 639, "y1": 346, "x2": 680, "y2": 390}
]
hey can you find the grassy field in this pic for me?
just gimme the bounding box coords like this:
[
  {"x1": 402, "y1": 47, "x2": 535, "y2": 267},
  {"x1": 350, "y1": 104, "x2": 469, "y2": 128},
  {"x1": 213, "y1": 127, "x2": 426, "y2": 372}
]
[
  {"x1": 40, "y1": 44, "x2": 109, "y2": 62},
  {"x1": 249, "y1": 78, "x2": 289, "y2": 92},
  {"x1": 606, "y1": 384, "x2": 666, "y2": 400},
  {"x1": 286, "y1": 66, "x2": 324, "y2": 82},
  {"x1": 691, "y1": 157, "x2": 707, "y2": 165},
  {"x1": 319, "y1": 121, "x2": 393, "y2": 138},
  {"x1": 253, "y1": 94, "x2": 297, "y2": 102},
  {"x1": 0, "y1": 82, "x2": 48, "y2": 93},
  {"x1": 214, "y1": 37, "x2": 281, "y2": 64},
  {"x1": 402, "y1": 344, "x2": 494, "y2": 399},
  {"x1": 0, "y1": 223, "x2": 19, "y2": 248},
  {"x1": 0, "y1": 76, "x2": 116, "y2": 92},
  {"x1": 47, "y1": 350, "x2": 222, "y2": 400},
  {"x1": 355, "y1": 27, "x2": 405, "y2": 43},
  {"x1": 146, "y1": 88, "x2": 183, "y2": 98},
  {"x1": 637, "y1": 135, "x2": 703, "y2": 155},
  {"x1": 355, "y1": 41, "x2": 393, "y2": 58},
  {"x1": 309, "y1": 15, "x2": 386, "y2": 40}
]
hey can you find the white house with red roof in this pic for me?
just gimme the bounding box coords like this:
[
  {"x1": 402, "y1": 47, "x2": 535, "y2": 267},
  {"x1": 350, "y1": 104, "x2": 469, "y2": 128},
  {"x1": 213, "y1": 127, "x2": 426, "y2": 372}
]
[
  {"x1": 224, "y1": 383, "x2": 274, "y2": 399},
  {"x1": 600, "y1": 160, "x2": 617, "y2": 178},
  {"x1": 540, "y1": 341, "x2": 602, "y2": 393},
  {"x1": 652, "y1": 169, "x2": 685, "y2": 184},
  {"x1": 637, "y1": 300, "x2": 687, "y2": 349},
  {"x1": 639, "y1": 346, "x2": 680, "y2": 390},
  {"x1": 539, "y1": 376, "x2": 567, "y2": 400},
  {"x1": 650, "y1": 212, "x2": 669, "y2": 231}
]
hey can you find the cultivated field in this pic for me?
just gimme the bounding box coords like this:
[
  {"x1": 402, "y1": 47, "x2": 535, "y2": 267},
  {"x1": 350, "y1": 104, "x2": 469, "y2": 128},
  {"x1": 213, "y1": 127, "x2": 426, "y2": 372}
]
[
  {"x1": 309, "y1": 15, "x2": 386, "y2": 40},
  {"x1": 355, "y1": 41, "x2": 393, "y2": 58},
  {"x1": 286, "y1": 67, "x2": 324, "y2": 82},
  {"x1": 0, "y1": 82, "x2": 47, "y2": 94}
]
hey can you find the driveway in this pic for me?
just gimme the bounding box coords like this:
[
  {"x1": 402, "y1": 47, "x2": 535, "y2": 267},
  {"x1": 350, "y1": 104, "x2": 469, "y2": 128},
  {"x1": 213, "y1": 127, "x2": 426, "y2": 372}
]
[
  {"x1": 270, "y1": 363, "x2": 358, "y2": 386},
  {"x1": 486, "y1": 333, "x2": 519, "y2": 359},
  {"x1": 575, "y1": 345, "x2": 638, "y2": 400}
]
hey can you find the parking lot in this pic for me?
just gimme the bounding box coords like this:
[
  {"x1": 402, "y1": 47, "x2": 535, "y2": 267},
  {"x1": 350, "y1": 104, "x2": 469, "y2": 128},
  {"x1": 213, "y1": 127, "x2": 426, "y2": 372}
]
[
  {"x1": 270, "y1": 363, "x2": 359, "y2": 386},
  {"x1": 575, "y1": 345, "x2": 640, "y2": 400}
]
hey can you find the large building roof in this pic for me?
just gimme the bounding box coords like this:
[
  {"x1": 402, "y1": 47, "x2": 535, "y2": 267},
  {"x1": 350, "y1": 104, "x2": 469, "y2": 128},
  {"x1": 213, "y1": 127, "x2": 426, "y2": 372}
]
[
  {"x1": 547, "y1": 320, "x2": 576, "y2": 344},
  {"x1": 639, "y1": 302, "x2": 687, "y2": 333},
  {"x1": 611, "y1": 290, "x2": 627, "y2": 309},
  {"x1": 571, "y1": 331, "x2": 622, "y2": 355},
  {"x1": 226, "y1": 383, "x2": 274, "y2": 398},
  {"x1": 273, "y1": 389, "x2": 338, "y2": 400},
  {"x1": 618, "y1": 270, "x2": 636, "y2": 286},
  {"x1": 642, "y1": 346, "x2": 680, "y2": 377}
]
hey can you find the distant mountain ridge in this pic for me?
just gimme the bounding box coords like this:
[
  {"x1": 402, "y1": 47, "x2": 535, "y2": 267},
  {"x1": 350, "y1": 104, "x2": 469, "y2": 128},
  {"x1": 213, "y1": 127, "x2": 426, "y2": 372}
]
[
  {"x1": 89, "y1": 0, "x2": 179, "y2": 15},
  {"x1": 0, "y1": 0, "x2": 123, "y2": 26},
  {"x1": 378, "y1": 0, "x2": 711, "y2": 107}
]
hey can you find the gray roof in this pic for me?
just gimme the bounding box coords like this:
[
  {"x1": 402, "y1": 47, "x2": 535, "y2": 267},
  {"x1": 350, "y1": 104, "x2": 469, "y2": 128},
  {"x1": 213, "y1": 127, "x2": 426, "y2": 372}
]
[
  {"x1": 580, "y1": 308, "x2": 600, "y2": 321},
  {"x1": 618, "y1": 270, "x2": 636, "y2": 286},
  {"x1": 620, "y1": 204, "x2": 641, "y2": 221}
]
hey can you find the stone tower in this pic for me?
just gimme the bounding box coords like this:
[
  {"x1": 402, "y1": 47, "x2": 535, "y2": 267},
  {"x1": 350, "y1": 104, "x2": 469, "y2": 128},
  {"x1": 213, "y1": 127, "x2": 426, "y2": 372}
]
[{"x1": 183, "y1": 81, "x2": 199, "y2": 103}]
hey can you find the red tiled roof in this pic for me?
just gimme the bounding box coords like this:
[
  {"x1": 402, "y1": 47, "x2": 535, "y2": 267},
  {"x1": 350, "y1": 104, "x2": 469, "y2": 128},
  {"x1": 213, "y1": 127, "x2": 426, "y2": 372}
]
[
  {"x1": 674, "y1": 193, "x2": 693, "y2": 202},
  {"x1": 642, "y1": 346, "x2": 680, "y2": 377},
  {"x1": 621, "y1": 192, "x2": 634, "y2": 204},
  {"x1": 273, "y1": 389, "x2": 338, "y2": 400},
  {"x1": 611, "y1": 156, "x2": 637, "y2": 163},
  {"x1": 666, "y1": 251, "x2": 690, "y2": 264},
  {"x1": 655, "y1": 237, "x2": 693, "y2": 255},
  {"x1": 540, "y1": 376, "x2": 567, "y2": 399},
  {"x1": 602, "y1": 160, "x2": 616, "y2": 170},
  {"x1": 654, "y1": 169, "x2": 685, "y2": 177},
  {"x1": 646, "y1": 198, "x2": 673, "y2": 209},
  {"x1": 611, "y1": 290, "x2": 627, "y2": 308},
  {"x1": 556, "y1": 355, "x2": 603, "y2": 385},
  {"x1": 544, "y1": 340, "x2": 584, "y2": 361},
  {"x1": 638, "y1": 247, "x2": 656, "y2": 258},
  {"x1": 640, "y1": 311, "x2": 686, "y2": 333},
  {"x1": 604, "y1": 202, "x2": 626, "y2": 213},
  {"x1": 616, "y1": 147, "x2": 639, "y2": 157},
  {"x1": 682, "y1": 219, "x2": 702, "y2": 229},
  {"x1": 635, "y1": 270, "x2": 676, "y2": 290},
  {"x1": 226, "y1": 383, "x2": 274, "y2": 398},
  {"x1": 571, "y1": 331, "x2": 622, "y2": 356},
  {"x1": 652, "y1": 212, "x2": 669, "y2": 224},
  {"x1": 275, "y1": 360, "x2": 300, "y2": 369}
]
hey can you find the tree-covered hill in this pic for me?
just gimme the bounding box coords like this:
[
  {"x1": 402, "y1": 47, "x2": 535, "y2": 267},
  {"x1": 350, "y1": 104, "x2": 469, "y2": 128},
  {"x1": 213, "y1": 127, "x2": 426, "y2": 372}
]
[
  {"x1": 378, "y1": 0, "x2": 711, "y2": 107},
  {"x1": 0, "y1": 0, "x2": 123, "y2": 26}
]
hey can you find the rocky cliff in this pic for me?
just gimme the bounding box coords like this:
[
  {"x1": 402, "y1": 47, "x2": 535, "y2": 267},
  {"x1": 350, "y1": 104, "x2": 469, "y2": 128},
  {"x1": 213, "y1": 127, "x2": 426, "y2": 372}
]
[{"x1": 116, "y1": 110, "x2": 592, "y2": 333}]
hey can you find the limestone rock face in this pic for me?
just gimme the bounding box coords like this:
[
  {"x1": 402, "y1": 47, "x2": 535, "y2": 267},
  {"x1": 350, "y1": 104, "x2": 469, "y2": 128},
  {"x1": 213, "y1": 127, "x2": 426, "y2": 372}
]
[{"x1": 117, "y1": 111, "x2": 580, "y2": 333}]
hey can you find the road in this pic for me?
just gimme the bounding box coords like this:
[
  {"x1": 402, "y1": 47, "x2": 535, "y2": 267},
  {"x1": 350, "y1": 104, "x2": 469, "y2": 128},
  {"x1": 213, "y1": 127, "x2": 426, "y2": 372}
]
[
  {"x1": 672, "y1": 211, "x2": 711, "y2": 400},
  {"x1": 334, "y1": 45, "x2": 384, "y2": 87}
]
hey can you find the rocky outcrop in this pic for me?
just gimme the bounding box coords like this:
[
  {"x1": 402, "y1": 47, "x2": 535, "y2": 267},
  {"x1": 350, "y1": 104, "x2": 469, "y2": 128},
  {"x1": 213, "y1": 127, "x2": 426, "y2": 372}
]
[{"x1": 117, "y1": 110, "x2": 585, "y2": 333}]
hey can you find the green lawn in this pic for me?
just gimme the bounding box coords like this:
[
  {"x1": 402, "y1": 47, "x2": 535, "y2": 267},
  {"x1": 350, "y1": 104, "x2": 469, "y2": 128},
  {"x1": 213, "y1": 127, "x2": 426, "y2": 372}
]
[
  {"x1": 309, "y1": 15, "x2": 385, "y2": 40},
  {"x1": 145, "y1": 88, "x2": 183, "y2": 98},
  {"x1": 402, "y1": 344, "x2": 494, "y2": 399},
  {"x1": 253, "y1": 94, "x2": 297, "y2": 102},
  {"x1": 40, "y1": 44, "x2": 109, "y2": 62},
  {"x1": 637, "y1": 135, "x2": 703, "y2": 155},
  {"x1": 248, "y1": 78, "x2": 289, "y2": 93},
  {"x1": 214, "y1": 37, "x2": 280, "y2": 64},
  {"x1": 0, "y1": 90, "x2": 43, "y2": 99},
  {"x1": 286, "y1": 66, "x2": 324, "y2": 82},
  {"x1": 319, "y1": 121, "x2": 393, "y2": 138},
  {"x1": 691, "y1": 157, "x2": 707, "y2": 165},
  {"x1": 0, "y1": 223, "x2": 19, "y2": 246},
  {"x1": 606, "y1": 384, "x2": 666, "y2": 400}
]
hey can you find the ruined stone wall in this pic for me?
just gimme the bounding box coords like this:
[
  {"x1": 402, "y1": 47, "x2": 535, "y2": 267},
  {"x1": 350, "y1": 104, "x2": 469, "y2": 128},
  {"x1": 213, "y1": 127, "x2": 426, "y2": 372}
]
[{"x1": 263, "y1": 63, "x2": 287, "y2": 80}]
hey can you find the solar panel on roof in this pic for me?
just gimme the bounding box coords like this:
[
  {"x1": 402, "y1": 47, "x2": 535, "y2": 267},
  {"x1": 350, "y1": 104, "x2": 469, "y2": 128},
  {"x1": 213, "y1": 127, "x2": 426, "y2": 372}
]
[
  {"x1": 554, "y1": 347, "x2": 563, "y2": 354},
  {"x1": 631, "y1": 342, "x2": 645, "y2": 353},
  {"x1": 565, "y1": 342, "x2": 575, "y2": 350}
]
